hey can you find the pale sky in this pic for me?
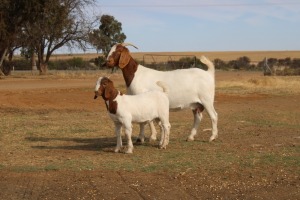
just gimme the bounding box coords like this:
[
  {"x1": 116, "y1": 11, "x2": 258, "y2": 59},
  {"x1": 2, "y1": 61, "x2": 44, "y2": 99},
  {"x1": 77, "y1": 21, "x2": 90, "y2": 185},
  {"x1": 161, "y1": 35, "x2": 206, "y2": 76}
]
[{"x1": 91, "y1": 0, "x2": 300, "y2": 52}]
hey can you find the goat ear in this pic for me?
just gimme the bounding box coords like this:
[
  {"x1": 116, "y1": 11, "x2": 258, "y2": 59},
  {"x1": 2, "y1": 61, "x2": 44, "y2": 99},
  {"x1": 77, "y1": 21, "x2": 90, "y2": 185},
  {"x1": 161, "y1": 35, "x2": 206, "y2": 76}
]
[
  {"x1": 104, "y1": 82, "x2": 112, "y2": 99},
  {"x1": 119, "y1": 49, "x2": 131, "y2": 68}
]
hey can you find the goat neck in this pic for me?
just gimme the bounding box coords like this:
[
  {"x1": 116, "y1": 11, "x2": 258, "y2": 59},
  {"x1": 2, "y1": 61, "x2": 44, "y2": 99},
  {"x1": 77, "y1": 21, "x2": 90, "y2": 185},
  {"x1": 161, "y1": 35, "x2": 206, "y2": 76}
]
[
  {"x1": 101, "y1": 82, "x2": 119, "y2": 102},
  {"x1": 103, "y1": 95, "x2": 118, "y2": 115},
  {"x1": 101, "y1": 81, "x2": 119, "y2": 114},
  {"x1": 121, "y1": 58, "x2": 138, "y2": 87}
]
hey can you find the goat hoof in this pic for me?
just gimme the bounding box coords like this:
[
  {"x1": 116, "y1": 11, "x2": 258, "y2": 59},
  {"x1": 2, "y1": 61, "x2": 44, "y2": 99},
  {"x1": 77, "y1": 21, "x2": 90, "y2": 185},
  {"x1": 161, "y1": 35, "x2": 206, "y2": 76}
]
[
  {"x1": 135, "y1": 138, "x2": 144, "y2": 144},
  {"x1": 209, "y1": 135, "x2": 218, "y2": 142},
  {"x1": 125, "y1": 147, "x2": 133, "y2": 154},
  {"x1": 125, "y1": 150, "x2": 133, "y2": 154},
  {"x1": 149, "y1": 137, "x2": 157, "y2": 143},
  {"x1": 159, "y1": 145, "x2": 167, "y2": 149},
  {"x1": 114, "y1": 149, "x2": 121, "y2": 153},
  {"x1": 186, "y1": 137, "x2": 194, "y2": 142}
]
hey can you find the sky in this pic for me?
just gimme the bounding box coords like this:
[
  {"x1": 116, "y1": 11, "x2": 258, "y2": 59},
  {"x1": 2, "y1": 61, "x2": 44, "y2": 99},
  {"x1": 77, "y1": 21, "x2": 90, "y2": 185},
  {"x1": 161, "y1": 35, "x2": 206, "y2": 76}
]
[{"x1": 88, "y1": 0, "x2": 300, "y2": 52}]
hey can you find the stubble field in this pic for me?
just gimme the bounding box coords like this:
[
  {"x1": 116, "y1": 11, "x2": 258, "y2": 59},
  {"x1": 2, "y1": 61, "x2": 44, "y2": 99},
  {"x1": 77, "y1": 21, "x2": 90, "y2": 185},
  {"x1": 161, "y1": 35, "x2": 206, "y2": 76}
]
[{"x1": 0, "y1": 70, "x2": 299, "y2": 199}]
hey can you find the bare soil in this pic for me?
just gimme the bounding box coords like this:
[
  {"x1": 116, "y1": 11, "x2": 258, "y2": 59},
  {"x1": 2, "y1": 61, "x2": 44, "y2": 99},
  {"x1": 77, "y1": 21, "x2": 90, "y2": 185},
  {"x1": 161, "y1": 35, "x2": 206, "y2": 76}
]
[{"x1": 0, "y1": 71, "x2": 299, "y2": 200}]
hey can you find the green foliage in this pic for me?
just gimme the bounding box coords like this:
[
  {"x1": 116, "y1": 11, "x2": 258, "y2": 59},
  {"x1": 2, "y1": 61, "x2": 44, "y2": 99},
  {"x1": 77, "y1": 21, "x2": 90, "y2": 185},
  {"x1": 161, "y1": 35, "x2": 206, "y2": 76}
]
[
  {"x1": 291, "y1": 58, "x2": 300, "y2": 69},
  {"x1": 92, "y1": 56, "x2": 106, "y2": 68},
  {"x1": 257, "y1": 57, "x2": 300, "y2": 75},
  {"x1": 1, "y1": 0, "x2": 96, "y2": 75},
  {"x1": 214, "y1": 58, "x2": 227, "y2": 70},
  {"x1": 48, "y1": 57, "x2": 95, "y2": 70},
  {"x1": 214, "y1": 56, "x2": 300, "y2": 74},
  {"x1": 11, "y1": 59, "x2": 31, "y2": 70},
  {"x1": 89, "y1": 15, "x2": 126, "y2": 56},
  {"x1": 275, "y1": 68, "x2": 300, "y2": 76}
]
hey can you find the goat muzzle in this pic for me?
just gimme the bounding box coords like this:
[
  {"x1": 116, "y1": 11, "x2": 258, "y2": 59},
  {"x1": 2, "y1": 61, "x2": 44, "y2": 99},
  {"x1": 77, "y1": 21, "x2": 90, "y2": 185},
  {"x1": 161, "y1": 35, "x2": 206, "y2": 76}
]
[
  {"x1": 101, "y1": 62, "x2": 108, "y2": 68},
  {"x1": 94, "y1": 91, "x2": 99, "y2": 99}
]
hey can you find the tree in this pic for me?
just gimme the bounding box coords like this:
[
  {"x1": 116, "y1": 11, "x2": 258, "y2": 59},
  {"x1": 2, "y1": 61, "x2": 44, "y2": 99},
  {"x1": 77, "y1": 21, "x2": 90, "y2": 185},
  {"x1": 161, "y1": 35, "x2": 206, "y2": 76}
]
[
  {"x1": 89, "y1": 15, "x2": 126, "y2": 57},
  {"x1": 0, "y1": 0, "x2": 32, "y2": 76},
  {"x1": 236, "y1": 56, "x2": 251, "y2": 70},
  {"x1": 22, "y1": 0, "x2": 96, "y2": 75},
  {"x1": 1, "y1": 0, "x2": 96, "y2": 76},
  {"x1": 213, "y1": 58, "x2": 227, "y2": 70}
]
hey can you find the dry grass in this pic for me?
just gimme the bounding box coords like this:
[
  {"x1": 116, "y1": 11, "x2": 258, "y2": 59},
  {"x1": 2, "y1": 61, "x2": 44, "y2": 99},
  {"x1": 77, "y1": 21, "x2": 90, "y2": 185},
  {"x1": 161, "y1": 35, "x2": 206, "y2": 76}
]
[
  {"x1": 1, "y1": 68, "x2": 299, "y2": 199},
  {"x1": 216, "y1": 71, "x2": 300, "y2": 95},
  {"x1": 0, "y1": 71, "x2": 299, "y2": 172},
  {"x1": 51, "y1": 50, "x2": 300, "y2": 63},
  {"x1": 8, "y1": 69, "x2": 116, "y2": 79}
]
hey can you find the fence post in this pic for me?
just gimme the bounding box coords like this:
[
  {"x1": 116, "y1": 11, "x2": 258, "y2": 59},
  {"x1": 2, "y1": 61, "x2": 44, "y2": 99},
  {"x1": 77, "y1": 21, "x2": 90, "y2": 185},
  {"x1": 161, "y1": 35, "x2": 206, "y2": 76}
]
[{"x1": 263, "y1": 57, "x2": 272, "y2": 76}]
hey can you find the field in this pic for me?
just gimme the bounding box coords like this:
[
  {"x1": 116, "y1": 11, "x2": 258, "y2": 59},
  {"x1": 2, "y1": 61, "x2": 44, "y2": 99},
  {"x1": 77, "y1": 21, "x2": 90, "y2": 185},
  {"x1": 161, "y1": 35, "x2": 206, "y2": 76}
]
[
  {"x1": 0, "y1": 70, "x2": 299, "y2": 199},
  {"x1": 52, "y1": 50, "x2": 300, "y2": 62}
]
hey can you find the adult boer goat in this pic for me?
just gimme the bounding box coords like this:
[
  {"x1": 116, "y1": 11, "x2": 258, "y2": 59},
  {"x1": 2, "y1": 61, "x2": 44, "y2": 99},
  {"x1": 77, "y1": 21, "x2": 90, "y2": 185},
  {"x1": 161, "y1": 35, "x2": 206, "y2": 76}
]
[
  {"x1": 94, "y1": 76, "x2": 170, "y2": 153},
  {"x1": 103, "y1": 43, "x2": 218, "y2": 142}
]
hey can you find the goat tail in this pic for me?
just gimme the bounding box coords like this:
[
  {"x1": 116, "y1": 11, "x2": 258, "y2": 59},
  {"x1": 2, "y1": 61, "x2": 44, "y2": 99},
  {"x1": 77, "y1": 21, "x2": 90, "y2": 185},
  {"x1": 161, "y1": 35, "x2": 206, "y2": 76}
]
[
  {"x1": 156, "y1": 81, "x2": 169, "y2": 94},
  {"x1": 200, "y1": 55, "x2": 215, "y2": 75}
]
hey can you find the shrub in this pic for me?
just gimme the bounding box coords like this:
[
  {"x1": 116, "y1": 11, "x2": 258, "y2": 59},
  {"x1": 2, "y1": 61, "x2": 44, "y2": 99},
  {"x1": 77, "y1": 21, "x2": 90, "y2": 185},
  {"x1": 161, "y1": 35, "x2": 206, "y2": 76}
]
[
  {"x1": 291, "y1": 59, "x2": 300, "y2": 69},
  {"x1": 12, "y1": 59, "x2": 31, "y2": 70},
  {"x1": 92, "y1": 56, "x2": 106, "y2": 68},
  {"x1": 214, "y1": 58, "x2": 227, "y2": 70},
  {"x1": 48, "y1": 57, "x2": 96, "y2": 70}
]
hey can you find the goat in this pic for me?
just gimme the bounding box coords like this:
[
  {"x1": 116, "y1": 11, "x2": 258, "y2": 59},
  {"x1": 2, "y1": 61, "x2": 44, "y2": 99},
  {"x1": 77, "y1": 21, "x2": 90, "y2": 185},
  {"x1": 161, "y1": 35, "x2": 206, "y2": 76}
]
[
  {"x1": 103, "y1": 43, "x2": 218, "y2": 142},
  {"x1": 94, "y1": 76, "x2": 170, "y2": 153}
]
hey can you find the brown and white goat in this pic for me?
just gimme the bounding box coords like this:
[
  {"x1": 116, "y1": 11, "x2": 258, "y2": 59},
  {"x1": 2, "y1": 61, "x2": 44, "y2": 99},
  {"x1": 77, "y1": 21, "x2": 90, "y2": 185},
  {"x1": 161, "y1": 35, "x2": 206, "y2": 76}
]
[
  {"x1": 103, "y1": 43, "x2": 218, "y2": 142},
  {"x1": 94, "y1": 77, "x2": 170, "y2": 153}
]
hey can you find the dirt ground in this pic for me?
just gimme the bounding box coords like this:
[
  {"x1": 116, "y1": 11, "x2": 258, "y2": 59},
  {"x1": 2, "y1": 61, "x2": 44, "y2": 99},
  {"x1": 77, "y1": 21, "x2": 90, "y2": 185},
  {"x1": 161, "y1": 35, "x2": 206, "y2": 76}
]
[{"x1": 0, "y1": 71, "x2": 299, "y2": 200}]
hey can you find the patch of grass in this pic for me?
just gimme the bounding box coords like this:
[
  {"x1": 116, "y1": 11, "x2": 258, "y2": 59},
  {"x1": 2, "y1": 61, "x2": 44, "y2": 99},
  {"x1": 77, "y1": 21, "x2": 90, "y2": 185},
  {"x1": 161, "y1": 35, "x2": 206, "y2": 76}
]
[
  {"x1": 237, "y1": 147, "x2": 300, "y2": 169},
  {"x1": 217, "y1": 76, "x2": 300, "y2": 95},
  {"x1": 11, "y1": 165, "x2": 42, "y2": 173},
  {"x1": 70, "y1": 126, "x2": 91, "y2": 134},
  {"x1": 0, "y1": 164, "x2": 5, "y2": 170},
  {"x1": 44, "y1": 164, "x2": 60, "y2": 171},
  {"x1": 257, "y1": 151, "x2": 300, "y2": 167},
  {"x1": 232, "y1": 109, "x2": 300, "y2": 129},
  {"x1": 61, "y1": 158, "x2": 94, "y2": 171}
]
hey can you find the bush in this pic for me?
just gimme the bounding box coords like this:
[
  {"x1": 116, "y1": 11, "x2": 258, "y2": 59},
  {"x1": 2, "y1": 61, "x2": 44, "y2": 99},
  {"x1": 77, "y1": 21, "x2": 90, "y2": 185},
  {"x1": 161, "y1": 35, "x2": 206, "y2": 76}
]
[
  {"x1": 236, "y1": 56, "x2": 251, "y2": 70},
  {"x1": 291, "y1": 59, "x2": 300, "y2": 69},
  {"x1": 48, "y1": 57, "x2": 96, "y2": 70},
  {"x1": 48, "y1": 60, "x2": 69, "y2": 70},
  {"x1": 12, "y1": 59, "x2": 31, "y2": 70},
  {"x1": 275, "y1": 68, "x2": 300, "y2": 76},
  {"x1": 167, "y1": 57, "x2": 201, "y2": 70},
  {"x1": 214, "y1": 58, "x2": 227, "y2": 70},
  {"x1": 92, "y1": 56, "x2": 106, "y2": 68}
]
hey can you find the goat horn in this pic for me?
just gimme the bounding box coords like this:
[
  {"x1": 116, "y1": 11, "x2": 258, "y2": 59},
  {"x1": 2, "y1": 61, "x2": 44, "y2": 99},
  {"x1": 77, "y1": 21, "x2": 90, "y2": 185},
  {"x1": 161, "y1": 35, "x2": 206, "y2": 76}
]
[{"x1": 121, "y1": 43, "x2": 138, "y2": 49}]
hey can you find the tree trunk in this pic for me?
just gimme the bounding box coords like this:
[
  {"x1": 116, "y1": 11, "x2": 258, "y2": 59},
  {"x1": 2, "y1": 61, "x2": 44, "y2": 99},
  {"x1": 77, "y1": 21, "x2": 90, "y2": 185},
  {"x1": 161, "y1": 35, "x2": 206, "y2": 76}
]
[
  {"x1": 39, "y1": 62, "x2": 48, "y2": 75},
  {"x1": 31, "y1": 52, "x2": 37, "y2": 70},
  {"x1": 37, "y1": 46, "x2": 48, "y2": 75},
  {"x1": 0, "y1": 48, "x2": 8, "y2": 76}
]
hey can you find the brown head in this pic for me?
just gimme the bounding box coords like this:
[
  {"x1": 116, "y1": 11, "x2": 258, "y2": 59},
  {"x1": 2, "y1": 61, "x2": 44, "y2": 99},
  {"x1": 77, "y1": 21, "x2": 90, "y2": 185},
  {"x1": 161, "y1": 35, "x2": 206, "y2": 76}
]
[
  {"x1": 103, "y1": 43, "x2": 138, "y2": 68},
  {"x1": 104, "y1": 43, "x2": 139, "y2": 87},
  {"x1": 94, "y1": 77, "x2": 118, "y2": 101}
]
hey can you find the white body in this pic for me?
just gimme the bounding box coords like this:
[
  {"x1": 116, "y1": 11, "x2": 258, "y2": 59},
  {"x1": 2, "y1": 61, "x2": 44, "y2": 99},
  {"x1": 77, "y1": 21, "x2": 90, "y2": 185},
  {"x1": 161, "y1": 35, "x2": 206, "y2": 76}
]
[
  {"x1": 95, "y1": 77, "x2": 170, "y2": 153},
  {"x1": 128, "y1": 66, "x2": 215, "y2": 111},
  {"x1": 106, "y1": 44, "x2": 218, "y2": 142},
  {"x1": 108, "y1": 91, "x2": 169, "y2": 124},
  {"x1": 127, "y1": 57, "x2": 217, "y2": 142}
]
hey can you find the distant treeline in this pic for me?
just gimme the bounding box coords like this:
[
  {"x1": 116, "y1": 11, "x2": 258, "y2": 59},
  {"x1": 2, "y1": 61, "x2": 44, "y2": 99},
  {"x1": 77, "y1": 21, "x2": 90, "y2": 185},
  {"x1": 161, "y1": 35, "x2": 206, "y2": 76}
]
[{"x1": 7, "y1": 55, "x2": 300, "y2": 75}]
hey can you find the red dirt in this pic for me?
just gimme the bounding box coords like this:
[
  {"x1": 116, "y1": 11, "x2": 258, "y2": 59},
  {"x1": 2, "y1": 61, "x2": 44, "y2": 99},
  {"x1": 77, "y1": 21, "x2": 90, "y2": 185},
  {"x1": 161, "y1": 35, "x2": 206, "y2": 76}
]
[{"x1": 0, "y1": 71, "x2": 299, "y2": 199}]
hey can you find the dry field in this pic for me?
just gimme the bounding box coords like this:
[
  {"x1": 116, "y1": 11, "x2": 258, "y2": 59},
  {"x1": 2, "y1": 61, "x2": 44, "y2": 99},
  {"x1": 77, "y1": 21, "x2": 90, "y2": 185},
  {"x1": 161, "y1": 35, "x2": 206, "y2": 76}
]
[
  {"x1": 52, "y1": 50, "x2": 300, "y2": 62},
  {"x1": 0, "y1": 70, "x2": 299, "y2": 199}
]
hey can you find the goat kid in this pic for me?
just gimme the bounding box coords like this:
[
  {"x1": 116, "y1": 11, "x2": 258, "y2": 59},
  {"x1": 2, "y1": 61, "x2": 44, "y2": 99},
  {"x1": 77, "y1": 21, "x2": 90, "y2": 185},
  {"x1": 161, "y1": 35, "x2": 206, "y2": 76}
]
[
  {"x1": 94, "y1": 76, "x2": 171, "y2": 153},
  {"x1": 103, "y1": 43, "x2": 218, "y2": 142}
]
